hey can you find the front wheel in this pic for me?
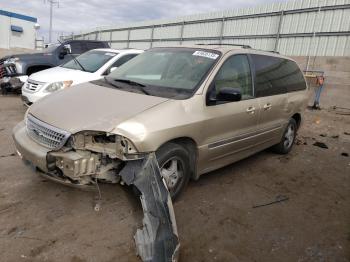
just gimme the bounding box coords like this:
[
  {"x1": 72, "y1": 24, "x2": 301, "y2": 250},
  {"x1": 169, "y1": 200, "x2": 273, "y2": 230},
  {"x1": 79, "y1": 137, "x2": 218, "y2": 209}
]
[
  {"x1": 271, "y1": 118, "x2": 297, "y2": 154},
  {"x1": 156, "y1": 143, "x2": 191, "y2": 200}
]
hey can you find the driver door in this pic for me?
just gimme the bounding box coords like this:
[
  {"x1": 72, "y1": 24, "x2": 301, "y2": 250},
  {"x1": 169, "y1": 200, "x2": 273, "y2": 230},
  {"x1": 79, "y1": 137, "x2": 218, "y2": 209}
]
[{"x1": 201, "y1": 54, "x2": 261, "y2": 172}]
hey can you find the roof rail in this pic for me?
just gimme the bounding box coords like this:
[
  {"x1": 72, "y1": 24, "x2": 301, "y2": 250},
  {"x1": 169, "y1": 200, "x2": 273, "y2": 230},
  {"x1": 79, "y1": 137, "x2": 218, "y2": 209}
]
[
  {"x1": 254, "y1": 48, "x2": 280, "y2": 54},
  {"x1": 196, "y1": 43, "x2": 252, "y2": 49},
  {"x1": 267, "y1": 50, "x2": 280, "y2": 54}
]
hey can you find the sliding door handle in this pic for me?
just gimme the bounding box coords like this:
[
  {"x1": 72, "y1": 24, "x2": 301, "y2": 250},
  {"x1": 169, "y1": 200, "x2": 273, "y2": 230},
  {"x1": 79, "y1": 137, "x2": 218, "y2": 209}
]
[
  {"x1": 263, "y1": 103, "x2": 272, "y2": 110},
  {"x1": 246, "y1": 106, "x2": 256, "y2": 114}
]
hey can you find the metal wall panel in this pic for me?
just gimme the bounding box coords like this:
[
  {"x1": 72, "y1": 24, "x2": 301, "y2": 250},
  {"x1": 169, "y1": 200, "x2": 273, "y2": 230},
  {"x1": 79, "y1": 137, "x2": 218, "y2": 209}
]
[
  {"x1": 129, "y1": 28, "x2": 152, "y2": 40},
  {"x1": 99, "y1": 31, "x2": 111, "y2": 41},
  {"x1": 153, "y1": 25, "x2": 182, "y2": 39},
  {"x1": 110, "y1": 42, "x2": 127, "y2": 49},
  {"x1": 63, "y1": 0, "x2": 350, "y2": 56},
  {"x1": 128, "y1": 41, "x2": 151, "y2": 49},
  {"x1": 183, "y1": 21, "x2": 222, "y2": 38},
  {"x1": 112, "y1": 30, "x2": 129, "y2": 41}
]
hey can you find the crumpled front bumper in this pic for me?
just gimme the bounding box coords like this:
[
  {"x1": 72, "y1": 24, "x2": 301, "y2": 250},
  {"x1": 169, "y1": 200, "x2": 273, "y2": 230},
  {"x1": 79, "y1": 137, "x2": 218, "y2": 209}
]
[{"x1": 120, "y1": 153, "x2": 180, "y2": 262}]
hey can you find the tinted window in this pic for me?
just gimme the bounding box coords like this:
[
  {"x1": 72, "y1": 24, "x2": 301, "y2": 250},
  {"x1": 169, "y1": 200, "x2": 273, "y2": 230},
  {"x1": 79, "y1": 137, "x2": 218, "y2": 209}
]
[
  {"x1": 86, "y1": 42, "x2": 106, "y2": 50},
  {"x1": 112, "y1": 54, "x2": 138, "y2": 67},
  {"x1": 251, "y1": 54, "x2": 306, "y2": 97},
  {"x1": 69, "y1": 42, "x2": 85, "y2": 54},
  {"x1": 213, "y1": 54, "x2": 253, "y2": 100}
]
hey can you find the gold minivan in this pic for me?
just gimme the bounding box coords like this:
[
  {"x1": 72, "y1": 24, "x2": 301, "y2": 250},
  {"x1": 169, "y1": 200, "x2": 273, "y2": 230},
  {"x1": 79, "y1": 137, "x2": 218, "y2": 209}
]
[{"x1": 13, "y1": 45, "x2": 308, "y2": 199}]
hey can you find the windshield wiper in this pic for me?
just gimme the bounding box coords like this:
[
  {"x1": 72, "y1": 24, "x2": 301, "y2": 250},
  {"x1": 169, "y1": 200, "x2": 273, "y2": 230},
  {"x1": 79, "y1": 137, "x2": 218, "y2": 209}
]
[
  {"x1": 58, "y1": 39, "x2": 87, "y2": 72},
  {"x1": 71, "y1": 57, "x2": 87, "y2": 72},
  {"x1": 113, "y1": 78, "x2": 150, "y2": 95},
  {"x1": 113, "y1": 78, "x2": 145, "y2": 87},
  {"x1": 104, "y1": 76, "x2": 122, "y2": 89}
]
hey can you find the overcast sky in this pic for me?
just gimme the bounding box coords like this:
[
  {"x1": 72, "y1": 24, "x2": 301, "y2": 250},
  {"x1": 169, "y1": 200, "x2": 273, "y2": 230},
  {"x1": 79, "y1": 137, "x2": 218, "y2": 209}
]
[{"x1": 1, "y1": 0, "x2": 289, "y2": 42}]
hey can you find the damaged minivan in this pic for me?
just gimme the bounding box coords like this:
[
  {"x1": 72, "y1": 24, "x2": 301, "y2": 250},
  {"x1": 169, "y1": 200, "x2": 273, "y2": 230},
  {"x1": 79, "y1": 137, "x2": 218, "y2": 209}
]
[{"x1": 13, "y1": 45, "x2": 308, "y2": 199}]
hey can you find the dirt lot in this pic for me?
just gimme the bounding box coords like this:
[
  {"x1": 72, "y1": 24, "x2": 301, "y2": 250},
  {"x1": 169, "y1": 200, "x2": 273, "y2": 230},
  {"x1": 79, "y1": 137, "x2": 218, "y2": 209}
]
[{"x1": 0, "y1": 95, "x2": 349, "y2": 262}]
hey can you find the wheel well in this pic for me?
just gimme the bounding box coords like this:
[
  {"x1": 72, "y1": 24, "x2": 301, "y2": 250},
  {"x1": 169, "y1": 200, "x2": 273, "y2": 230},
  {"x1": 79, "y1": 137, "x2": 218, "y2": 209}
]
[
  {"x1": 292, "y1": 113, "x2": 301, "y2": 129},
  {"x1": 157, "y1": 137, "x2": 198, "y2": 180},
  {"x1": 27, "y1": 66, "x2": 52, "y2": 76}
]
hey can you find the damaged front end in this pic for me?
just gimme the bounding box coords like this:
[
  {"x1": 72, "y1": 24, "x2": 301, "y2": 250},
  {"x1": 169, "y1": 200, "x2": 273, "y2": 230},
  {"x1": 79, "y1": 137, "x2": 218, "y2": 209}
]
[
  {"x1": 44, "y1": 130, "x2": 143, "y2": 186},
  {"x1": 46, "y1": 137, "x2": 180, "y2": 261},
  {"x1": 18, "y1": 115, "x2": 180, "y2": 261}
]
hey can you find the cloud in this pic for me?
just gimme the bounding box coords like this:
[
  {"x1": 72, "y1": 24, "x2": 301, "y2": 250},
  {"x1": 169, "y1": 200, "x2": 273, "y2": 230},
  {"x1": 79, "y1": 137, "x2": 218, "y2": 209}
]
[{"x1": 1, "y1": 0, "x2": 289, "y2": 42}]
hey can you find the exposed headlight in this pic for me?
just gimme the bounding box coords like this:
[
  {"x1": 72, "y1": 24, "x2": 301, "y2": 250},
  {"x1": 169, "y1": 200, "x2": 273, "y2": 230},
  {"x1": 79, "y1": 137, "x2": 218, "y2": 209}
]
[
  {"x1": 44, "y1": 80, "x2": 73, "y2": 93},
  {"x1": 71, "y1": 132, "x2": 139, "y2": 159},
  {"x1": 5, "y1": 57, "x2": 19, "y2": 64}
]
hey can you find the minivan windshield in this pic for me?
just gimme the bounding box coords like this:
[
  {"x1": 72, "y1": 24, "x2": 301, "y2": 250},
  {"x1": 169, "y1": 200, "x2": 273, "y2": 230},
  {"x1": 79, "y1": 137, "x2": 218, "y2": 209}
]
[
  {"x1": 106, "y1": 47, "x2": 221, "y2": 99},
  {"x1": 61, "y1": 50, "x2": 117, "y2": 73}
]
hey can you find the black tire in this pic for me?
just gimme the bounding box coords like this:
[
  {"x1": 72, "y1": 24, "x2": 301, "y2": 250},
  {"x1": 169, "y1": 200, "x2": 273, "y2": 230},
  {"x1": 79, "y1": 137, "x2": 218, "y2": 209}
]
[
  {"x1": 271, "y1": 118, "x2": 297, "y2": 154},
  {"x1": 156, "y1": 142, "x2": 191, "y2": 200}
]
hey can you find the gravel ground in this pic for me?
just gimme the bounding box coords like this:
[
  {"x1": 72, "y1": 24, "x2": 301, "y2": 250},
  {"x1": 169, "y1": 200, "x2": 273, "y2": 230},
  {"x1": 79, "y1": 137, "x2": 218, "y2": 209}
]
[{"x1": 0, "y1": 95, "x2": 349, "y2": 262}]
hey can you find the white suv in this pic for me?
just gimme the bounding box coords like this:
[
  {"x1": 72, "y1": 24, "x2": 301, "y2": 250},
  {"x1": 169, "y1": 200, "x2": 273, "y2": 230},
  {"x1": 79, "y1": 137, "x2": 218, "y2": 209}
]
[{"x1": 21, "y1": 48, "x2": 143, "y2": 105}]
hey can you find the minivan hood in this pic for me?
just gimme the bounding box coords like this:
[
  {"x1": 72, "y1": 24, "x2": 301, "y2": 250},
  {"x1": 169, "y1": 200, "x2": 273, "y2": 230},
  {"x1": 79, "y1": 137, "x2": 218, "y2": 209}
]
[
  {"x1": 28, "y1": 81, "x2": 169, "y2": 134},
  {"x1": 29, "y1": 66, "x2": 93, "y2": 84}
]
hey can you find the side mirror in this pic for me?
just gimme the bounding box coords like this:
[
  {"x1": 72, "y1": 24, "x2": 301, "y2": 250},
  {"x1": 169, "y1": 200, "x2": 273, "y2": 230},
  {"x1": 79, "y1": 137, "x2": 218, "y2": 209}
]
[
  {"x1": 217, "y1": 87, "x2": 242, "y2": 102},
  {"x1": 59, "y1": 45, "x2": 71, "y2": 59},
  {"x1": 110, "y1": 67, "x2": 117, "y2": 72}
]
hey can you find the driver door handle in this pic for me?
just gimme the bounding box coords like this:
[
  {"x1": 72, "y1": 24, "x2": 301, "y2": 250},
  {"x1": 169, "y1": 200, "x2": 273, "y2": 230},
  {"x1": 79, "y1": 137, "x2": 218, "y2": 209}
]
[
  {"x1": 263, "y1": 103, "x2": 272, "y2": 110},
  {"x1": 246, "y1": 106, "x2": 256, "y2": 114}
]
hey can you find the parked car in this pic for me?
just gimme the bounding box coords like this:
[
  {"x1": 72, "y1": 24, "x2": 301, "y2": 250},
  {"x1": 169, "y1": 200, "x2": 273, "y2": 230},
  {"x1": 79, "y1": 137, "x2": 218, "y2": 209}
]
[
  {"x1": 0, "y1": 40, "x2": 110, "y2": 94},
  {"x1": 13, "y1": 44, "x2": 308, "y2": 199},
  {"x1": 21, "y1": 48, "x2": 143, "y2": 105}
]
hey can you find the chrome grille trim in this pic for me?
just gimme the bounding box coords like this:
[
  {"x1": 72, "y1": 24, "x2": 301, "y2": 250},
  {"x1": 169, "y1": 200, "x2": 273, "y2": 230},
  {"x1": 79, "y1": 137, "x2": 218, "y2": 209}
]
[
  {"x1": 24, "y1": 79, "x2": 45, "y2": 93},
  {"x1": 26, "y1": 114, "x2": 71, "y2": 149}
]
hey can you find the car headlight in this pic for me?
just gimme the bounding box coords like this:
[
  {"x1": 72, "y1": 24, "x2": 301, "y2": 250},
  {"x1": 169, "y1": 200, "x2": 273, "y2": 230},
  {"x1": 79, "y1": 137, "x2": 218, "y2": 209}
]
[
  {"x1": 44, "y1": 80, "x2": 73, "y2": 93},
  {"x1": 5, "y1": 57, "x2": 19, "y2": 64}
]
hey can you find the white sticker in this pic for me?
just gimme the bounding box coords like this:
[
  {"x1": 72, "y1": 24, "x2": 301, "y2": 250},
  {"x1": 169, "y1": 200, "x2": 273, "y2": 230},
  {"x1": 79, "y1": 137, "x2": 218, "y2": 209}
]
[
  {"x1": 192, "y1": 51, "x2": 219, "y2": 60},
  {"x1": 105, "y1": 52, "x2": 116, "y2": 57}
]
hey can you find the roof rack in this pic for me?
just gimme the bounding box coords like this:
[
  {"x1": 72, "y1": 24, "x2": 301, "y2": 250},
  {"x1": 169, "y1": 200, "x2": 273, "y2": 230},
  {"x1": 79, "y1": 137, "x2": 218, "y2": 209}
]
[
  {"x1": 196, "y1": 43, "x2": 252, "y2": 49},
  {"x1": 267, "y1": 50, "x2": 280, "y2": 54}
]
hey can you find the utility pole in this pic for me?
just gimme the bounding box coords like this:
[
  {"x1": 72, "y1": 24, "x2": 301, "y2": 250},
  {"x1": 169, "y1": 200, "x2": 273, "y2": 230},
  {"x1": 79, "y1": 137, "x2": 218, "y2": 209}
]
[{"x1": 45, "y1": 0, "x2": 59, "y2": 43}]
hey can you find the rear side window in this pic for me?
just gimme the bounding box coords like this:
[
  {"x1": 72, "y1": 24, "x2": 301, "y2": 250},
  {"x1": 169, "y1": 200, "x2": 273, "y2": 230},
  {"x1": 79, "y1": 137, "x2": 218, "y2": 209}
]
[
  {"x1": 251, "y1": 54, "x2": 306, "y2": 97},
  {"x1": 112, "y1": 54, "x2": 139, "y2": 67}
]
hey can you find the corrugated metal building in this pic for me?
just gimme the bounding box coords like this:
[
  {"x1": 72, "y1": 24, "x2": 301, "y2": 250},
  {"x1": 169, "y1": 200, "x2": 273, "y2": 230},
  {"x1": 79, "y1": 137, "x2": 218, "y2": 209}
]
[
  {"x1": 0, "y1": 10, "x2": 38, "y2": 50},
  {"x1": 64, "y1": 0, "x2": 350, "y2": 56}
]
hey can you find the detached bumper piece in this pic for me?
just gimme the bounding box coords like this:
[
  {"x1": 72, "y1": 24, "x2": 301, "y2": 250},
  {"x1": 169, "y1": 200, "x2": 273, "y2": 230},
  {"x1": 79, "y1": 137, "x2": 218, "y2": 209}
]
[
  {"x1": 0, "y1": 77, "x2": 23, "y2": 95},
  {"x1": 120, "y1": 153, "x2": 180, "y2": 262}
]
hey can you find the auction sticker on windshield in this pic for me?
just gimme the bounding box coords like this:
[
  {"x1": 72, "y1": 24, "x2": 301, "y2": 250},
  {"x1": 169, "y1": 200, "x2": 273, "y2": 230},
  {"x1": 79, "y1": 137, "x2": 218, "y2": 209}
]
[{"x1": 192, "y1": 51, "x2": 219, "y2": 60}]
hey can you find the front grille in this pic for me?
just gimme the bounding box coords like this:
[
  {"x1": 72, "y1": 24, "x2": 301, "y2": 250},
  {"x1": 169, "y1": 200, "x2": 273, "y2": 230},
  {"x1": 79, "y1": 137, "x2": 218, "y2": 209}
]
[
  {"x1": 24, "y1": 80, "x2": 44, "y2": 92},
  {"x1": 0, "y1": 59, "x2": 17, "y2": 78},
  {"x1": 26, "y1": 114, "x2": 71, "y2": 149}
]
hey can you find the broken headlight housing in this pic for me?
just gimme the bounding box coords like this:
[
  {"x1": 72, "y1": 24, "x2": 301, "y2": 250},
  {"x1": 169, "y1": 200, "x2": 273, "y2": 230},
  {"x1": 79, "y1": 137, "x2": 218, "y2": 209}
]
[{"x1": 71, "y1": 132, "x2": 141, "y2": 160}]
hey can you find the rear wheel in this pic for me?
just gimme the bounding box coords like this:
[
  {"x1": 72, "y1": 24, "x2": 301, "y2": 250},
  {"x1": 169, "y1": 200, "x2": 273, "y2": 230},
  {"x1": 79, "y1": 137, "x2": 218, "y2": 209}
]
[
  {"x1": 271, "y1": 118, "x2": 297, "y2": 154},
  {"x1": 156, "y1": 143, "x2": 191, "y2": 200}
]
